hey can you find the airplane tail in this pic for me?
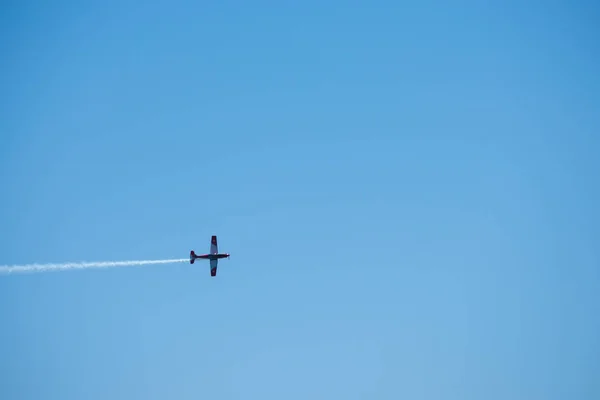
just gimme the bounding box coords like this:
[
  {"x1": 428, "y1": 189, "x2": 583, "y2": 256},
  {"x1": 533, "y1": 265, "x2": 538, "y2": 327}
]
[{"x1": 190, "y1": 250, "x2": 196, "y2": 264}]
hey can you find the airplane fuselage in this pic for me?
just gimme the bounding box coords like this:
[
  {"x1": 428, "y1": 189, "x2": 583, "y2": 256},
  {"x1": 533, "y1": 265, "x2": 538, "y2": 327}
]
[{"x1": 194, "y1": 253, "x2": 230, "y2": 260}]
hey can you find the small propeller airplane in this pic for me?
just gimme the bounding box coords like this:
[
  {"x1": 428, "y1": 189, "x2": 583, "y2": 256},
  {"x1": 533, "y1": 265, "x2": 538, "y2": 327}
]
[{"x1": 190, "y1": 235, "x2": 230, "y2": 277}]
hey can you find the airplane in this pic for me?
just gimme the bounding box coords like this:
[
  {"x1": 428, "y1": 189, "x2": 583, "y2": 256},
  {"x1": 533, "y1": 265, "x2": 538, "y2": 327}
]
[{"x1": 190, "y1": 235, "x2": 230, "y2": 277}]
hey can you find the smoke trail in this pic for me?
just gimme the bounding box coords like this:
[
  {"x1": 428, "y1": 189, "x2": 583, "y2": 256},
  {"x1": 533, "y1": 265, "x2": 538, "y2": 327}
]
[{"x1": 0, "y1": 258, "x2": 188, "y2": 275}]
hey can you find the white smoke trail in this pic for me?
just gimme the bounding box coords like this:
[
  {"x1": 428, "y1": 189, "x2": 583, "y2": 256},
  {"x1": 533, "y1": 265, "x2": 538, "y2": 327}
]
[{"x1": 0, "y1": 258, "x2": 188, "y2": 275}]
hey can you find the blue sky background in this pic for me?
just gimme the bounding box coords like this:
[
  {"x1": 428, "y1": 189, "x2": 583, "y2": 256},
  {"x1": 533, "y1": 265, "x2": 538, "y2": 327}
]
[{"x1": 1, "y1": 1, "x2": 599, "y2": 399}]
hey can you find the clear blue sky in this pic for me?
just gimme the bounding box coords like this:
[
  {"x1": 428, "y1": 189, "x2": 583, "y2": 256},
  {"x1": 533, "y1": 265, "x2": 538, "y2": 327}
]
[{"x1": 1, "y1": 1, "x2": 599, "y2": 399}]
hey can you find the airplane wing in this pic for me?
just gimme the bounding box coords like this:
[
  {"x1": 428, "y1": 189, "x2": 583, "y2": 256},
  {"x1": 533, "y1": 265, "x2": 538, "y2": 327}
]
[
  {"x1": 210, "y1": 235, "x2": 218, "y2": 254},
  {"x1": 210, "y1": 259, "x2": 218, "y2": 276}
]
